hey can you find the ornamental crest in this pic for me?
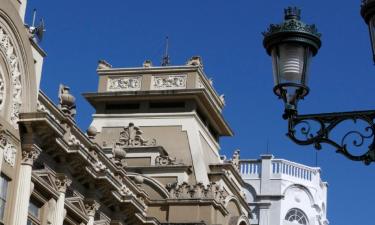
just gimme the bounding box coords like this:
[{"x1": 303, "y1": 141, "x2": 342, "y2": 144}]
[
  {"x1": 151, "y1": 75, "x2": 187, "y2": 90},
  {"x1": 108, "y1": 77, "x2": 141, "y2": 91},
  {"x1": 117, "y1": 123, "x2": 156, "y2": 147}
]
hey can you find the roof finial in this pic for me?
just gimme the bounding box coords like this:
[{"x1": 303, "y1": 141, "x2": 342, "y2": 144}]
[{"x1": 162, "y1": 36, "x2": 170, "y2": 66}]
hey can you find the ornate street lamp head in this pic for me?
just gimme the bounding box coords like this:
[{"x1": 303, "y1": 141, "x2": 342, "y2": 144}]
[
  {"x1": 263, "y1": 7, "x2": 321, "y2": 118},
  {"x1": 361, "y1": 0, "x2": 375, "y2": 63}
]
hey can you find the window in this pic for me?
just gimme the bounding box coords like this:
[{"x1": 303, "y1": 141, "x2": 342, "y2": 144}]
[
  {"x1": 27, "y1": 201, "x2": 41, "y2": 225},
  {"x1": 285, "y1": 208, "x2": 308, "y2": 225},
  {"x1": 0, "y1": 175, "x2": 9, "y2": 224}
]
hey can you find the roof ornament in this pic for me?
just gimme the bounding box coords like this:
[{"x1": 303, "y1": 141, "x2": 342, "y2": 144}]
[
  {"x1": 97, "y1": 59, "x2": 112, "y2": 70},
  {"x1": 58, "y1": 84, "x2": 76, "y2": 119},
  {"x1": 231, "y1": 149, "x2": 240, "y2": 171}
]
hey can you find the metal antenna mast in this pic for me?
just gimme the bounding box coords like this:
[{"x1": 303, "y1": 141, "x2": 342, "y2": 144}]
[
  {"x1": 32, "y1": 9, "x2": 37, "y2": 27},
  {"x1": 162, "y1": 36, "x2": 170, "y2": 66}
]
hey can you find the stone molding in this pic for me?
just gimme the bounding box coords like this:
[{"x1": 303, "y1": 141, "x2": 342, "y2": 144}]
[
  {"x1": 151, "y1": 74, "x2": 187, "y2": 90},
  {"x1": 107, "y1": 76, "x2": 141, "y2": 91},
  {"x1": 0, "y1": 26, "x2": 23, "y2": 127}
]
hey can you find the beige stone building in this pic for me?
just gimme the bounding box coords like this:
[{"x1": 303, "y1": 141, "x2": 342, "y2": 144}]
[{"x1": 0, "y1": 1, "x2": 251, "y2": 224}]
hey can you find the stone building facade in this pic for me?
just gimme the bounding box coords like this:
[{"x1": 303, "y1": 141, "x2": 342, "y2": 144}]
[
  {"x1": 240, "y1": 155, "x2": 329, "y2": 225},
  {"x1": 0, "y1": 1, "x2": 251, "y2": 225}
]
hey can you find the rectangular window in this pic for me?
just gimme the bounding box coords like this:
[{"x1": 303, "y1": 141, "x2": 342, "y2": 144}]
[
  {"x1": 0, "y1": 175, "x2": 9, "y2": 223},
  {"x1": 27, "y1": 201, "x2": 41, "y2": 225}
]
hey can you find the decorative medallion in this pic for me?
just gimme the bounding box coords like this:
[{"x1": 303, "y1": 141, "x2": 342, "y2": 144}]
[
  {"x1": 107, "y1": 77, "x2": 141, "y2": 91},
  {"x1": 151, "y1": 74, "x2": 187, "y2": 90},
  {"x1": 0, "y1": 27, "x2": 22, "y2": 128}
]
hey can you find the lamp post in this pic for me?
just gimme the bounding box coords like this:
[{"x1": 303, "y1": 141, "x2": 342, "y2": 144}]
[{"x1": 263, "y1": 6, "x2": 375, "y2": 165}]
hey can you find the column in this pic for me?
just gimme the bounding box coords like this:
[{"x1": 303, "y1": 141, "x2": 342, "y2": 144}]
[
  {"x1": 50, "y1": 174, "x2": 71, "y2": 225},
  {"x1": 11, "y1": 144, "x2": 41, "y2": 225},
  {"x1": 84, "y1": 199, "x2": 99, "y2": 225}
]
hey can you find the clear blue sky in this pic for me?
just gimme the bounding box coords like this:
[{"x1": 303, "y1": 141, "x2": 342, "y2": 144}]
[{"x1": 27, "y1": 1, "x2": 374, "y2": 224}]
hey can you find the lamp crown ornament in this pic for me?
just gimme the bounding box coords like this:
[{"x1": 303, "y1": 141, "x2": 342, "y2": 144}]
[
  {"x1": 263, "y1": 6, "x2": 321, "y2": 56},
  {"x1": 284, "y1": 6, "x2": 301, "y2": 20}
]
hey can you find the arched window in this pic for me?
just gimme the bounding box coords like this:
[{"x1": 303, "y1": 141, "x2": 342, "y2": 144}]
[{"x1": 285, "y1": 208, "x2": 308, "y2": 225}]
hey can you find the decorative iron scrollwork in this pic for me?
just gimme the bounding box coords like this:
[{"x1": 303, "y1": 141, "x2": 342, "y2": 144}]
[{"x1": 287, "y1": 110, "x2": 375, "y2": 165}]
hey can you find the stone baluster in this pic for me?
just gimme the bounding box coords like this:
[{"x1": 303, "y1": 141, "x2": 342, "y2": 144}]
[
  {"x1": 50, "y1": 174, "x2": 71, "y2": 225},
  {"x1": 84, "y1": 199, "x2": 99, "y2": 225},
  {"x1": 11, "y1": 144, "x2": 41, "y2": 225}
]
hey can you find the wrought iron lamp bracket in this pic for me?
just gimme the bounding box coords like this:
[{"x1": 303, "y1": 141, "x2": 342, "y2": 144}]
[{"x1": 286, "y1": 110, "x2": 375, "y2": 165}]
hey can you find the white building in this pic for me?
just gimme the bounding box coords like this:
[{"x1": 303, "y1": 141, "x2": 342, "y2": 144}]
[{"x1": 240, "y1": 155, "x2": 328, "y2": 225}]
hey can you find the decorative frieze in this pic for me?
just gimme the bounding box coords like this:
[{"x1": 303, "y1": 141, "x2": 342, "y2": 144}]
[
  {"x1": 166, "y1": 182, "x2": 226, "y2": 204},
  {"x1": 155, "y1": 155, "x2": 180, "y2": 166},
  {"x1": 0, "y1": 27, "x2": 22, "y2": 127},
  {"x1": 151, "y1": 74, "x2": 187, "y2": 90},
  {"x1": 107, "y1": 76, "x2": 141, "y2": 91}
]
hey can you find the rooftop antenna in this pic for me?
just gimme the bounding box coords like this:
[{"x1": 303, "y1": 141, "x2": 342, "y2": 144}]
[
  {"x1": 266, "y1": 138, "x2": 270, "y2": 154},
  {"x1": 32, "y1": 8, "x2": 37, "y2": 27},
  {"x1": 29, "y1": 9, "x2": 46, "y2": 43},
  {"x1": 161, "y1": 36, "x2": 170, "y2": 66}
]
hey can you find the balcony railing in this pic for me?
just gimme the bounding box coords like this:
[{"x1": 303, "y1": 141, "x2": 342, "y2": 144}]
[{"x1": 239, "y1": 158, "x2": 320, "y2": 183}]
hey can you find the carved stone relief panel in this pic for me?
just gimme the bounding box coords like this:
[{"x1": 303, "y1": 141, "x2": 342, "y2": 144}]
[
  {"x1": 0, "y1": 126, "x2": 16, "y2": 167},
  {"x1": 3, "y1": 143, "x2": 16, "y2": 167},
  {"x1": 151, "y1": 74, "x2": 187, "y2": 90},
  {"x1": 0, "y1": 72, "x2": 5, "y2": 110},
  {"x1": 107, "y1": 76, "x2": 141, "y2": 91}
]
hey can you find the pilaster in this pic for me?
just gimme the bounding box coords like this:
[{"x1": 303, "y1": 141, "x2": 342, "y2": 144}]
[
  {"x1": 50, "y1": 174, "x2": 71, "y2": 225},
  {"x1": 11, "y1": 144, "x2": 41, "y2": 225}
]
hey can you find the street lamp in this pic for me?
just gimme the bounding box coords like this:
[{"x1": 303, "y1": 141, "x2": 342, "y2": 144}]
[
  {"x1": 362, "y1": 0, "x2": 375, "y2": 63},
  {"x1": 263, "y1": 6, "x2": 375, "y2": 165}
]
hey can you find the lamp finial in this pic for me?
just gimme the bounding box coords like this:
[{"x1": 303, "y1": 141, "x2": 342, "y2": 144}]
[{"x1": 284, "y1": 7, "x2": 301, "y2": 20}]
